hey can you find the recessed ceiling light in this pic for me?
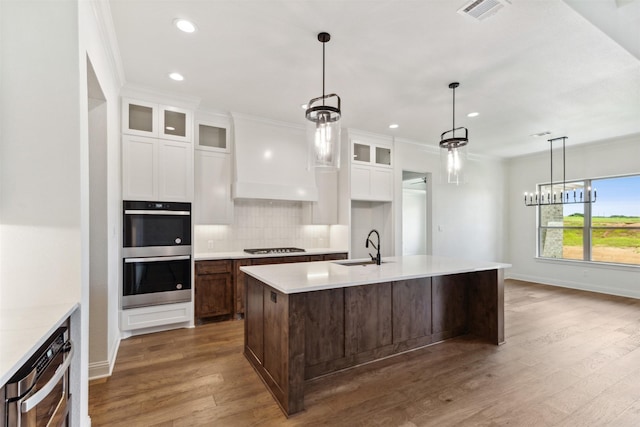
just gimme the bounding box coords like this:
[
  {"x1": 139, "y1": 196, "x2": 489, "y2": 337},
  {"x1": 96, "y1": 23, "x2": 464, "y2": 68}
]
[
  {"x1": 531, "y1": 131, "x2": 552, "y2": 137},
  {"x1": 389, "y1": 124, "x2": 399, "y2": 129},
  {"x1": 174, "y1": 19, "x2": 196, "y2": 33},
  {"x1": 467, "y1": 112, "x2": 479, "y2": 118},
  {"x1": 169, "y1": 72, "x2": 184, "y2": 81}
]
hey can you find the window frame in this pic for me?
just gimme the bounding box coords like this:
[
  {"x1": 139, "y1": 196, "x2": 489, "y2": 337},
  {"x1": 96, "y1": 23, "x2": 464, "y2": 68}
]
[{"x1": 536, "y1": 174, "x2": 640, "y2": 267}]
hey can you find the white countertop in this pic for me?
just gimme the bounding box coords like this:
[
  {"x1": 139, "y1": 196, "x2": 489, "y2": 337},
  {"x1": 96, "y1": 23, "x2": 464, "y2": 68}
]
[
  {"x1": 195, "y1": 248, "x2": 348, "y2": 261},
  {"x1": 240, "y1": 254, "x2": 511, "y2": 294},
  {"x1": 0, "y1": 302, "x2": 79, "y2": 385}
]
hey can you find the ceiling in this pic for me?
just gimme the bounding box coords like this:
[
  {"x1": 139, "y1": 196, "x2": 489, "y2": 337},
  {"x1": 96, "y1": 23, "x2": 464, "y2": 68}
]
[{"x1": 108, "y1": 0, "x2": 640, "y2": 158}]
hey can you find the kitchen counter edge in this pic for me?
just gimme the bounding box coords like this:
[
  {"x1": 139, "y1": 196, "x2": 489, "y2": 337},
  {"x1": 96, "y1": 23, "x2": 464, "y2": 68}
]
[{"x1": 0, "y1": 302, "x2": 79, "y2": 386}]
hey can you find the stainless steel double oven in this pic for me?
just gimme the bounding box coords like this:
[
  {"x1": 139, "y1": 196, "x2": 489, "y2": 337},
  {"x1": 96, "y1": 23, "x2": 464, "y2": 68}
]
[{"x1": 122, "y1": 201, "x2": 192, "y2": 309}]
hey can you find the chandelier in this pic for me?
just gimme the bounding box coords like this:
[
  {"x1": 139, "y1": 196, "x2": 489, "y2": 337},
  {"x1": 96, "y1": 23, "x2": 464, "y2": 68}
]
[{"x1": 524, "y1": 136, "x2": 597, "y2": 206}]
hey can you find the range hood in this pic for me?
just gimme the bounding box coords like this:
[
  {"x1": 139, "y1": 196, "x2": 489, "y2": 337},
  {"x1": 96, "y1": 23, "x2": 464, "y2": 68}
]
[{"x1": 232, "y1": 114, "x2": 318, "y2": 202}]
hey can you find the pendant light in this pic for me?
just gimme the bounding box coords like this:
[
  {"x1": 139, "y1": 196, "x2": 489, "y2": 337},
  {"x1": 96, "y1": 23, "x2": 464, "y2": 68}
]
[
  {"x1": 439, "y1": 82, "x2": 469, "y2": 185},
  {"x1": 305, "y1": 32, "x2": 341, "y2": 169}
]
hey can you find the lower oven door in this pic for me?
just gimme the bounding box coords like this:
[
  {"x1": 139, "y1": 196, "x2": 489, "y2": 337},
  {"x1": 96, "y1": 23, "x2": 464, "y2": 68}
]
[
  {"x1": 11, "y1": 342, "x2": 74, "y2": 427},
  {"x1": 123, "y1": 255, "x2": 192, "y2": 309}
]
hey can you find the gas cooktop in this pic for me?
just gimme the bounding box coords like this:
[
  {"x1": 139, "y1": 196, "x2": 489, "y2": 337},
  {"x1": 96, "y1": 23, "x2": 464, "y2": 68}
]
[{"x1": 244, "y1": 247, "x2": 306, "y2": 255}]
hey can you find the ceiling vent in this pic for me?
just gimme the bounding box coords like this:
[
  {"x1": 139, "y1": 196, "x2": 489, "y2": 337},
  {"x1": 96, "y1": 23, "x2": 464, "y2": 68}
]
[{"x1": 458, "y1": 0, "x2": 510, "y2": 21}]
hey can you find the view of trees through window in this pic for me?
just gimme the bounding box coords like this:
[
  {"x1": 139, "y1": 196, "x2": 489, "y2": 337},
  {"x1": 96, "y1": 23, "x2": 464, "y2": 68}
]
[{"x1": 538, "y1": 175, "x2": 640, "y2": 265}]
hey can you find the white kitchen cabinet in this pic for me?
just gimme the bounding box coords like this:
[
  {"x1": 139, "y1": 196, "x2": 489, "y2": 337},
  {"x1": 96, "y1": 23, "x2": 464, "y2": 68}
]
[
  {"x1": 159, "y1": 140, "x2": 194, "y2": 202},
  {"x1": 122, "y1": 135, "x2": 193, "y2": 202},
  {"x1": 122, "y1": 135, "x2": 157, "y2": 200},
  {"x1": 352, "y1": 139, "x2": 392, "y2": 168},
  {"x1": 303, "y1": 170, "x2": 338, "y2": 224},
  {"x1": 351, "y1": 164, "x2": 393, "y2": 201},
  {"x1": 194, "y1": 149, "x2": 233, "y2": 224},
  {"x1": 122, "y1": 98, "x2": 193, "y2": 142},
  {"x1": 349, "y1": 134, "x2": 393, "y2": 201},
  {"x1": 195, "y1": 114, "x2": 231, "y2": 152}
]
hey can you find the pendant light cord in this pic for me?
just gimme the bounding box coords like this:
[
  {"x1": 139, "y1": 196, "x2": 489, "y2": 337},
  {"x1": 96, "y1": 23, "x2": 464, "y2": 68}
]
[
  {"x1": 322, "y1": 40, "x2": 326, "y2": 106},
  {"x1": 452, "y1": 85, "x2": 456, "y2": 136}
]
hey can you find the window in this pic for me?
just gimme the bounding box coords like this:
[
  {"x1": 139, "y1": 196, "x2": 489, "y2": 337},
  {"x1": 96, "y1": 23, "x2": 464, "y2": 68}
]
[{"x1": 538, "y1": 175, "x2": 640, "y2": 266}]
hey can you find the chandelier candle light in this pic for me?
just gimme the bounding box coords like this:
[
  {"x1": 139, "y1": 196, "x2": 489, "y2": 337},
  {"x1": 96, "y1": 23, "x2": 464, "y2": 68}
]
[
  {"x1": 305, "y1": 32, "x2": 341, "y2": 169},
  {"x1": 439, "y1": 82, "x2": 469, "y2": 185},
  {"x1": 524, "y1": 136, "x2": 597, "y2": 206}
]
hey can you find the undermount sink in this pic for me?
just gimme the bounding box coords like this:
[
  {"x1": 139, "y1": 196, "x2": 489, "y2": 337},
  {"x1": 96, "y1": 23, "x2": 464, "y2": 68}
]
[{"x1": 333, "y1": 260, "x2": 390, "y2": 267}]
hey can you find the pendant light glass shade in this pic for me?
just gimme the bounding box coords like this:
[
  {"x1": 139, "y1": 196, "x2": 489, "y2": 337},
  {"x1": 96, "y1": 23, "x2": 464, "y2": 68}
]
[
  {"x1": 305, "y1": 32, "x2": 341, "y2": 169},
  {"x1": 439, "y1": 82, "x2": 469, "y2": 185}
]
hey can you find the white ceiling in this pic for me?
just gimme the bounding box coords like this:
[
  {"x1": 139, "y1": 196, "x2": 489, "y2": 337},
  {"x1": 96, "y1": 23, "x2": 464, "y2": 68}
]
[{"x1": 108, "y1": 0, "x2": 640, "y2": 158}]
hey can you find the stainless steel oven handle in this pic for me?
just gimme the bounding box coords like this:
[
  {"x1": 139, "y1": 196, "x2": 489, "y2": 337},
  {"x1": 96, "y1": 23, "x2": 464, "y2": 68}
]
[
  {"x1": 124, "y1": 210, "x2": 190, "y2": 216},
  {"x1": 125, "y1": 255, "x2": 190, "y2": 263},
  {"x1": 21, "y1": 341, "x2": 74, "y2": 413}
]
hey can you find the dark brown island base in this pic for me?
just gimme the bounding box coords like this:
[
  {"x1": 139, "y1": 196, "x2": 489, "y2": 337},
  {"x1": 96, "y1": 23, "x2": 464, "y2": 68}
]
[{"x1": 240, "y1": 255, "x2": 509, "y2": 416}]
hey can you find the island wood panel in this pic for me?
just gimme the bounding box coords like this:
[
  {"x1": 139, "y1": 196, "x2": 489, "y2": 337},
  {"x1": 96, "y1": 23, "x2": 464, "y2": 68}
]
[
  {"x1": 244, "y1": 276, "x2": 306, "y2": 415},
  {"x1": 245, "y1": 276, "x2": 264, "y2": 363},
  {"x1": 345, "y1": 283, "x2": 392, "y2": 355},
  {"x1": 392, "y1": 278, "x2": 432, "y2": 343},
  {"x1": 244, "y1": 268, "x2": 504, "y2": 417},
  {"x1": 468, "y1": 269, "x2": 504, "y2": 344},
  {"x1": 431, "y1": 274, "x2": 469, "y2": 342},
  {"x1": 263, "y1": 287, "x2": 288, "y2": 387},
  {"x1": 304, "y1": 288, "x2": 345, "y2": 367}
]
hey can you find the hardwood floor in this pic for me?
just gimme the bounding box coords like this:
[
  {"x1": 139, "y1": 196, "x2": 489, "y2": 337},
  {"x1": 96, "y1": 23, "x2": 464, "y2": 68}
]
[{"x1": 89, "y1": 280, "x2": 640, "y2": 426}]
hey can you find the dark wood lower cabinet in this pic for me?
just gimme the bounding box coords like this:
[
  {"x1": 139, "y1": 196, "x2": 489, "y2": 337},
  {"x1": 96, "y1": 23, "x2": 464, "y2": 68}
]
[
  {"x1": 244, "y1": 269, "x2": 505, "y2": 417},
  {"x1": 197, "y1": 253, "x2": 348, "y2": 320},
  {"x1": 195, "y1": 260, "x2": 233, "y2": 321}
]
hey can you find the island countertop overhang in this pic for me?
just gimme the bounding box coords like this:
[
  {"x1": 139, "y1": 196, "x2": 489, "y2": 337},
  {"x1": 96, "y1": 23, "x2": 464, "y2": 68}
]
[{"x1": 240, "y1": 254, "x2": 511, "y2": 294}]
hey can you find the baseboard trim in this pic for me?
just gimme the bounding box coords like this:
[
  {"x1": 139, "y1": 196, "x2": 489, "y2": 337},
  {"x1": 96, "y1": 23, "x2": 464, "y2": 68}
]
[
  {"x1": 507, "y1": 273, "x2": 640, "y2": 300},
  {"x1": 88, "y1": 335, "x2": 121, "y2": 380}
]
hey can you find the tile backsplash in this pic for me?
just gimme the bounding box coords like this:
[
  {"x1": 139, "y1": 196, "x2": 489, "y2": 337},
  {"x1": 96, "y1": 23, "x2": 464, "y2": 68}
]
[{"x1": 194, "y1": 199, "x2": 331, "y2": 253}]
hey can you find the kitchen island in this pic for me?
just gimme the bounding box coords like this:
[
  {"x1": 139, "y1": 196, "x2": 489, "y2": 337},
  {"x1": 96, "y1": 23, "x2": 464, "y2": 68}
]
[{"x1": 241, "y1": 255, "x2": 510, "y2": 416}]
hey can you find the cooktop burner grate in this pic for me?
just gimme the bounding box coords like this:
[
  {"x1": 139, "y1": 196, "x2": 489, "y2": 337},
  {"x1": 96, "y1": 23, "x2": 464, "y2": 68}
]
[{"x1": 244, "y1": 247, "x2": 306, "y2": 255}]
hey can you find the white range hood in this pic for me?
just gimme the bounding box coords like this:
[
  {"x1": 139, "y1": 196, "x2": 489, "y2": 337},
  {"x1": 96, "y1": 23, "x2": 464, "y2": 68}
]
[{"x1": 232, "y1": 113, "x2": 318, "y2": 202}]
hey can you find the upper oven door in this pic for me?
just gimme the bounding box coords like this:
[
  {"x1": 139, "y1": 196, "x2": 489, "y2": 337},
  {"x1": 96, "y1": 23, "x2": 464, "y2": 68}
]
[{"x1": 123, "y1": 201, "x2": 191, "y2": 252}]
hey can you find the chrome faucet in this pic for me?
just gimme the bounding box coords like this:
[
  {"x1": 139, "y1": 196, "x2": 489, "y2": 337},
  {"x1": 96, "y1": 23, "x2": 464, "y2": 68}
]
[{"x1": 365, "y1": 229, "x2": 381, "y2": 265}]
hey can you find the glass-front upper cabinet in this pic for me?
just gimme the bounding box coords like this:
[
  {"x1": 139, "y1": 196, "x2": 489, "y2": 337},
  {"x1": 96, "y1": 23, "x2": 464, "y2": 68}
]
[
  {"x1": 122, "y1": 98, "x2": 193, "y2": 142},
  {"x1": 351, "y1": 139, "x2": 392, "y2": 168},
  {"x1": 195, "y1": 114, "x2": 231, "y2": 152}
]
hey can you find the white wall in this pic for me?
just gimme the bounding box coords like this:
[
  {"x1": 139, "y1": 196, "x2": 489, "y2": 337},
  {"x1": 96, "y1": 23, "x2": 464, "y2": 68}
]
[
  {"x1": 393, "y1": 139, "x2": 508, "y2": 263},
  {"x1": 79, "y1": 0, "x2": 124, "y2": 383},
  {"x1": 507, "y1": 135, "x2": 640, "y2": 298},
  {"x1": 0, "y1": 0, "x2": 84, "y2": 424}
]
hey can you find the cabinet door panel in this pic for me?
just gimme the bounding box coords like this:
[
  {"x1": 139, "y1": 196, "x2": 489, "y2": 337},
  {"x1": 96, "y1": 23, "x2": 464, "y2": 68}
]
[
  {"x1": 159, "y1": 105, "x2": 193, "y2": 142},
  {"x1": 370, "y1": 168, "x2": 393, "y2": 201},
  {"x1": 351, "y1": 165, "x2": 371, "y2": 200},
  {"x1": 159, "y1": 141, "x2": 193, "y2": 202},
  {"x1": 305, "y1": 289, "x2": 345, "y2": 366},
  {"x1": 122, "y1": 135, "x2": 157, "y2": 200},
  {"x1": 195, "y1": 273, "x2": 233, "y2": 318},
  {"x1": 246, "y1": 277, "x2": 264, "y2": 362},
  {"x1": 123, "y1": 99, "x2": 158, "y2": 137},
  {"x1": 263, "y1": 287, "x2": 288, "y2": 387},
  {"x1": 194, "y1": 150, "x2": 233, "y2": 224},
  {"x1": 392, "y1": 278, "x2": 431, "y2": 343},
  {"x1": 345, "y1": 282, "x2": 392, "y2": 354},
  {"x1": 234, "y1": 259, "x2": 251, "y2": 314}
]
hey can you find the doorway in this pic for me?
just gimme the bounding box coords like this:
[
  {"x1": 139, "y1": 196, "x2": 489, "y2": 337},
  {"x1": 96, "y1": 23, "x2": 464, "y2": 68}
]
[{"x1": 402, "y1": 171, "x2": 430, "y2": 255}]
